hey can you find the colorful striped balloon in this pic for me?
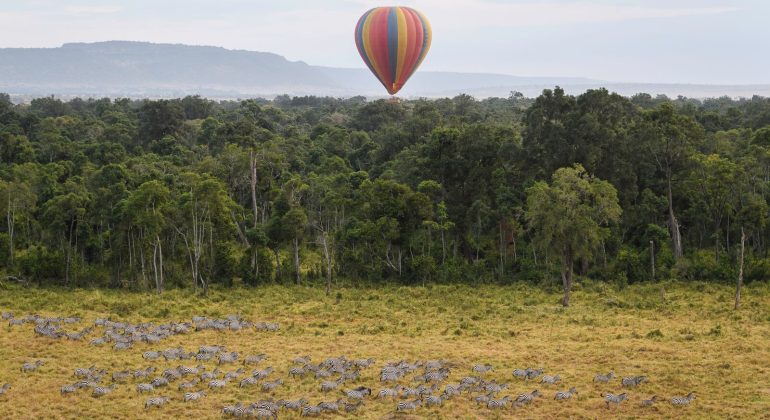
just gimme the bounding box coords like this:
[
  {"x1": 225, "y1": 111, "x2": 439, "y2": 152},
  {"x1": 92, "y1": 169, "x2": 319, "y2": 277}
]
[{"x1": 354, "y1": 6, "x2": 432, "y2": 95}]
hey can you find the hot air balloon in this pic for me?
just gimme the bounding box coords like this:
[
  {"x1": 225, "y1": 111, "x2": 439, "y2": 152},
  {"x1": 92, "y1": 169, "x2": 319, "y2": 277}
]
[{"x1": 354, "y1": 6, "x2": 432, "y2": 96}]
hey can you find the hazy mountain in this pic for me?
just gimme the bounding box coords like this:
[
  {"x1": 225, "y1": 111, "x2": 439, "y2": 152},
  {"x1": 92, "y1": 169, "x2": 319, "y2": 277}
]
[{"x1": 1, "y1": 41, "x2": 768, "y2": 100}]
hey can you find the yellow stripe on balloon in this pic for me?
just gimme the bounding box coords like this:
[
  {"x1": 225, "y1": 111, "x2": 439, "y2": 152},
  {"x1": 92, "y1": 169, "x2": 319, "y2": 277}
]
[
  {"x1": 414, "y1": 10, "x2": 432, "y2": 71},
  {"x1": 361, "y1": 11, "x2": 383, "y2": 86},
  {"x1": 395, "y1": 7, "x2": 408, "y2": 86}
]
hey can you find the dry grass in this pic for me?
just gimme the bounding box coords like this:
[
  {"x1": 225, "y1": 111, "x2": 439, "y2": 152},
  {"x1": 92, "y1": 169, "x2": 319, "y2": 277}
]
[{"x1": 1, "y1": 280, "x2": 769, "y2": 419}]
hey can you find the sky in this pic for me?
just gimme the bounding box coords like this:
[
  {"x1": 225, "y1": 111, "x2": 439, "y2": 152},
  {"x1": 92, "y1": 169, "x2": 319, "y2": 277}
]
[{"x1": 0, "y1": 0, "x2": 767, "y2": 85}]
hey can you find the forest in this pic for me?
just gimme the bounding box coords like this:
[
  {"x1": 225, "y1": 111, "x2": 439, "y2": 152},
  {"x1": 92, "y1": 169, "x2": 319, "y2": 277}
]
[{"x1": 1, "y1": 89, "x2": 769, "y2": 303}]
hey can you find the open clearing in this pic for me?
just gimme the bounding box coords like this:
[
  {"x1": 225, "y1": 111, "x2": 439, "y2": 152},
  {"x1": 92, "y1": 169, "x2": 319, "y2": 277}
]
[{"x1": 1, "y1": 280, "x2": 769, "y2": 418}]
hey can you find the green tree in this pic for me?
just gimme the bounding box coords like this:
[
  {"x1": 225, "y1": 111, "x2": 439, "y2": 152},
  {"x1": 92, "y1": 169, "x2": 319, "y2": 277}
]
[{"x1": 526, "y1": 164, "x2": 622, "y2": 306}]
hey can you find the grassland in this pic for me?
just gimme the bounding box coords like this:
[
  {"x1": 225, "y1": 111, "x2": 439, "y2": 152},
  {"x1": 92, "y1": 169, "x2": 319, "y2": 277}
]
[{"x1": 1, "y1": 279, "x2": 769, "y2": 419}]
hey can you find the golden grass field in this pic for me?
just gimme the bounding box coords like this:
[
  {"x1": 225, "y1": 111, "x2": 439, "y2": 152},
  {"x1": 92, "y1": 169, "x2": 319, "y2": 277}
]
[{"x1": 1, "y1": 280, "x2": 769, "y2": 419}]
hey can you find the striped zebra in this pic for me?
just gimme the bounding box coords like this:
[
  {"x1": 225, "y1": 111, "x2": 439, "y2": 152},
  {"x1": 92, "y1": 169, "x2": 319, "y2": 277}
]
[
  {"x1": 224, "y1": 368, "x2": 245, "y2": 381},
  {"x1": 301, "y1": 405, "x2": 322, "y2": 416},
  {"x1": 89, "y1": 337, "x2": 107, "y2": 346},
  {"x1": 444, "y1": 383, "x2": 464, "y2": 397},
  {"x1": 142, "y1": 351, "x2": 161, "y2": 360},
  {"x1": 112, "y1": 370, "x2": 131, "y2": 382},
  {"x1": 641, "y1": 395, "x2": 659, "y2": 406},
  {"x1": 555, "y1": 387, "x2": 577, "y2": 400},
  {"x1": 293, "y1": 355, "x2": 312, "y2": 364},
  {"x1": 74, "y1": 380, "x2": 99, "y2": 389},
  {"x1": 60, "y1": 384, "x2": 77, "y2": 395},
  {"x1": 91, "y1": 384, "x2": 116, "y2": 397},
  {"x1": 526, "y1": 368, "x2": 544, "y2": 380},
  {"x1": 320, "y1": 378, "x2": 343, "y2": 392},
  {"x1": 671, "y1": 392, "x2": 696, "y2": 406},
  {"x1": 195, "y1": 352, "x2": 213, "y2": 362},
  {"x1": 222, "y1": 403, "x2": 242, "y2": 416},
  {"x1": 473, "y1": 364, "x2": 494, "y2": 374},
  {"x1": 252, "y1": 367, "x2": 274, "y2": 380},
  {"x1": 177, "y1": 365, "x2": 202, "y2": 376},
  {"x1": 354, "y1": 358, "x2": 375, "y2": 368},
  {"x1": 474, "y1": 393, "x2": 493, "y2": 405},
  {"x1": 150, "y1": 377, "x2": 169, "y2": 387},
  {"x1": 145, "y1": 396, "x2": 171, "y2": 409},
  {"x1": 487, "y1": 395, "x2": 511, "y2": 409},
  {"x1": 460, "y1": 376, "x2": 480, "y2": 386},
  {"x1": 183, "y1": 391, "x2": 206, "y2": 402},
  {"x1": 425, "y1": 394, "x2": 446, "y2": 407},
  {"x1": 217, "y1": 351, "x2": 239, "y2": 365},
  {"x1": 540, "y1": 374, "x2": 561, "y2": 384},
  {"x1": 603, "y1": 392, "x2": 628, "y2": 408},
  {"x1": 21, "y1": 360, "x2": 45, "y2": 373},
  {"x1": 136, "y1": 383, "x2": 154, "y2": 393},
  {"x1": 1, "y1": 312, "x2": 13, "y2": 319},
  {"x1": 378, "y1": 385, "x2": 401, "y2": 399},
  {"x1": 253, "y1": 408, "x2": 277, "y2": 419},
  {"x1": 397, "y1": 399, "x2": 422, "y2": 411},
  {"x1": 281, "y1": 398, "x2": 307, "y2": 410},
  {"x1": 244, "y1": 354, "x2": 267, "y2": 365},
  {"x1": 289, "y1": 366, "x2": 307, "y2": 378},
  {"x1": 516, "y1": 389, "x2": 541, "y2": 405},
  {"x1": 343, "y1": 387, "x2": 371, "y2": 400},
  {"x1": 73, "y1": 366, "x2": 95, "y2": 378},
  {"x1": 134, "y1": 367, "x2": 156, "y2": 380},
  {"x1": 261, "y1": 379, "x2": 283, "y2": 392},
  {"x1": 344, "y1": 400, "x2": 363, "y2": 412},
  {"x1": 318, "y1": 399, "x2": 344, "y2": 413},
  {"x1": 208, "y1": 379, "x2": 228, "y2": 389},
  {"x1": 178, "y1": 379, "x2": 198, "y2": 390},
  {"x1": 200, "y1": 368, "x2": 220, "y2": 381},
  {"x1": 621, "y1": 375, "x2": 647, "y2": 387},
  {"x1": 593, "y1": 371, "x2": 615, "y2": 383},
  {"x1": 239, "y1": 376, "x2": 258, "y2": 388}
]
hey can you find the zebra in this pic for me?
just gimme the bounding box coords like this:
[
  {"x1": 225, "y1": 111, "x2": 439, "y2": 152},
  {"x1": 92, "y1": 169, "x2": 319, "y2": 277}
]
[
  {"x1": 621, "y1": 375, "x2": 647, "y2": 387},
  {"x1": 134, "y1": 367, "x2": 156, "y2": 380},
  {"x1": 473, "y1": 364, "x2": 494, "y2": 374},
  {"x1": 8, "y1": 319, "x2": 24, "y2": 327},
  {"x1": 301, "y1": 405, "x2": 322, "y2": 417},
  {"x1": 150, "y1": 377, "x2": 169, "y2": 388},
  {"x1": 425, "y1": 394, "x2": 446, "y2": 407},
  {"x1": 92, "y1": 384, "x2": 116, "y2": 397},
  {"x1": 111, "y1": 370, "x2": 131, "y2": 382},
  {"x1": 484, "y1": 381, "x2": 508, "y2": 394},
  {"x1": 21, "y1": 360, "x2": 45, "y2": 373},
  {"x1": 253, "y1": 408, "x2": 277, "y2": 420},
  {"x1": 252, "y1": 367, "x2": 274, "y2": 380},
  {"x1": 74, "y1": 366, "x2": 96, "y2": 378},
  {"x1": 423, "y1": 369, "x2": 450, "y2": 383},
  {"x1": 515, "y1": 389, "x2": 541, "y2": 406},
  {"x1": 74, "y1": 380, "x2": 99, "y2": 389},
  {"x1": 178, "y1": 379, "x2": 199, "y2": 390},
  {"x1": 1, "y1": 312, "x2": 13, "y2": 319},
  {"x1": 142, "y1": 351, "x2": 161, "y2": 360},
  {"x1": 199, "y1": 345, "x2": 223, "y2": 354},
  {"x1": 208, "y1": 379, "x2": 228, "y2": 389},
  {"x1": 343, "y1": 386, "x2": 371, "y2": 400},
  {"x1": 512, "y1": 368, "x2": 529, "y2": 379},
  {"x1": 177, "y1": 365, "x2": 202, "y2": 376},
  {"x1": 487, "y1": 396, "x2": 511, "y2": 409},
  {"x1": 555, "y1": 387, "x2": 578, "y2": 400},
  {"x1": 281, "y1": 398, "x2": 307, "y2": 411},
  {"x1": 289, "y1": 366, "x2": 307, "y2": 378},
  {"x1": 136, "y1": 383, "x2": 154, "y2": 393},
  {"x1": 239, "y1": 376, "x2": 258, "y2": 388},
  {"x1": 195, "y1": 352, "x2": 213, "y2": 362},
  {"x1": 113, "y1": 341, "x2": 132, "y2": 350},
  {"x1": 261, "y1": 379, "x2": 283, "y2": 392},
  {"x1": 200, "y1": 368, "x2": 220, "y2": 381},
  {"x1": 354, "y1": 358, "x2": 375, "y2": 368},
  {"x1": 217, "y1": 351, "x2": 239, "y2": 365},
  {"x1": 293, "y1": 355, "x2": 312, "y2": 364},
  {"x1": 444, "y1": 383, "x2": 465, "y2": 397},
  {"x1": 594, "y1": 371, "x2": 615, "y2": 383},
  {"x1": 183, "y1": 390, "x2": 206, "y2": 402},
  {"x1": 641, "y1": 395, "x2": 659, "y2": 406},
  {"x1": 526, "y1": 368, "x2": 544, "y2": 380},
  {"x1": 671, "y1": 392, "x2": 696, "y2": 406},
  {"x1": 320, "y1": 377, "x2": 344, "y2": 392},
  {"x1": 60, "y1": 384, "x2": 77, "y2": 395},
  {"x1": 397, "y1": 399, "x2": 422, "y2": 411},
  {"x1": 145, "y1": 396, "x2": 171, "y2": 409},
  {"x1": 222, "y1": 403, "x2": 242, "y2": 416},
  {"x1": 244, "y1": 354, "x2": 266, "y2": 365},
  {"x1": 344, "y1": 400, "x2": 363, "y2": 412},
  {"x1": 378, "y1": 385, "x2": 401, "y2": 399},
  {"x1": 89, "y1": 337, "x2": 107, "y2": 346},
  {"x1": 318, "y1": 399, "x2": 345, "y2": 412},
  {"x1": 540, "y1": 374, "x2": 561, "y2": 384},
  {"x1": 603, "y1": 392, "x2": 628, "y2": 408},
  {"x1": 460, "y1": 376, "x2": 481, "y2": 387}
]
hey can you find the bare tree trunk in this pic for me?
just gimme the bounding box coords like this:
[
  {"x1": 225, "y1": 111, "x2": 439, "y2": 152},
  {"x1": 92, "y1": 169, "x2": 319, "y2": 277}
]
[
  {"x1": 293, "y1": 237, "x2": 301, "y2": 285},
  {"x1": 735, "y1": 227, "x2": 746, "y2": 310},
  {"x1": 152, "y1": 240, "x2": 160, "y2": 294},
  {"x1": 6, "y1": 193, "x2": 13, "y2": 265},
  {"x1": 156, "y1": 235, "x2": 164, "y2": 293},
  {"x1": 650, "y1": 240, "x2": 656, "y2": 280},
  {"x1": 250, "y1": 151, "x2": 259, "y2": 228},
  {"x1": 440, "y1": 230, "x2": 446, "y2": 264},
  {"x1": 667, "y1": 172, "x2": 683, "y2": 260},
  {"x1": 321, "y1": 232, "x2": 332, "y2": 296},
  {"x1": 561, "y1": 249, "x2": 573, "y2": 307}
]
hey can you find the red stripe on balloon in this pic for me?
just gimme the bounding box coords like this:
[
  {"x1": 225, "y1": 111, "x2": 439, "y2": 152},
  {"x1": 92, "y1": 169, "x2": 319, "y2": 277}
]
[
  {"x1": 399, "y1": 8, "x2": 424, "y2": 88},
  {"x1": 370, "y1": 8, "x2": 393, "y2": 89}
]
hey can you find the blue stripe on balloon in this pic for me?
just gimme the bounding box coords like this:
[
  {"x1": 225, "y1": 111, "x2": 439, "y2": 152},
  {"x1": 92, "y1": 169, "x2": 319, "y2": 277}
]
[
  {"x1": 355, "y1": 9, "x2": 376, "y2": 77},
  {"x1": 387, "y1": 7, "x2": 398, "y2": 85},
  {"x1": 413, "y1": 10, "x2": 429, "y2": 63}
]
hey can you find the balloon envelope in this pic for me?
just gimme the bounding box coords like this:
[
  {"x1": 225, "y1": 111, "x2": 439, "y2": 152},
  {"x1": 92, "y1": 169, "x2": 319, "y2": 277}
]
[{"x1": 354, "y1": 6, "x2": 432, "y2": 95}]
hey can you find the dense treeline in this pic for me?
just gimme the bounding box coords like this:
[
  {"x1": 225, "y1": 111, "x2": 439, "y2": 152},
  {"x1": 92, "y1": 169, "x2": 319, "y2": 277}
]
[{"x1": 1, "y1": 89, "x2": 769, "y2": 299}]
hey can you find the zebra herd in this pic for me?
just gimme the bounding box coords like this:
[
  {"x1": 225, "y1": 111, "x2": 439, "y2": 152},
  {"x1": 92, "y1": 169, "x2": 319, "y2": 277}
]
[{"x1": 1, "y1": 310, "x2": 698, "y2": 417}]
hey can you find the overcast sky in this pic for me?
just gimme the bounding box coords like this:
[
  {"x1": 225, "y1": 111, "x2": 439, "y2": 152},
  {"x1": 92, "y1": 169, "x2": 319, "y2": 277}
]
[{"x1": 0, "y1": 0, "x2": 767, "y2": 84}]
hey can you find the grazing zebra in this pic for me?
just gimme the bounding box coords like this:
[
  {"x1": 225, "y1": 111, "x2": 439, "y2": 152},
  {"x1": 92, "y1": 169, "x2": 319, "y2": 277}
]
[
  {"x1": 217, "y1": 351, "x2": 239, "y2": 365},
  {"x1": 641, "y1": 395, "x2": 659, "y2": 406},
  {"x1": 244, "y1": 354, "x2": 266, "y2": 365},
  {"x1": 261, "y1": 379, "x2": 283, "y2": 392},
  {"x1": 112, "y1": 370, "x2": 131, "y2": 382},
  {"x1": 289, "y1": 366, "x2": 307, "y2": 378},
  {"x1": 344, "y1": 400, "x2": 363, "y2": 412},
  {"x1": 516, "y1": 389, "x2": 541, "y2": 405},
  {"x1": 671, "y1": 392, "x2": 696, "y2": 406},
  {"x1": 425, "y1": 394, "x2": 446, "y2": 407},
  {"x1": 343, "y1": 387, "x2": 371, "y2": 400},
  {"x1": 487, "y1": 395, "x2": 511, "y2": 409},
  {"x1": 0, "y1": 383, "x2": 9, "y2": 395},
  {"x1": 397, "y1": 399, "x2": 422, "y2": 411},
  {"x1": 555, "y1": 387, "x2": 577, "y2": 400},
  {"x1": 301, "y1": 405, "x2": 322, "y2": 417},
  {"x1": 603, "y1": 392, "x2": 628, "y2": 408},
  {"x1": 621, "y1": 376, "x2": 647, "y2": 387},
  {"x1": 150, "y1": 377, "x2": 169, "y2": 388},
  {"x1": 142, "y1": 351, "x2": 161, "y2": 360},
  {"x1": 354, "y1": 358, "x2": 375, "y2": 368},
  {"x1": 92, "y1": 384, "x2": 116, "y2": 397},
  {"x1": 281, "y1": 398, "x2": 307, "y2": 411},
  {"x1": 208, "y1": 379, "x2": 228, "y2": 389},
  {"x1": 145, "y1": 396, "x2": 171, "y2": 409},
  {"x1": 21, "y1": 360, "x2": 45, "y2": 373},
  {"x1": 8, "y1": 319, "x2": 24, "y2": 327},
  {"x1": 1, "y1": 312, "x2": 12, "y2": 319},
  {"x1": 473, "y1": 364, "x2": 494, "y2": 374},
  {"x1": 183, "y1": 391, "x2": 206, "y2": 402},
  {"x1": 541, "y1": 374, "x2": 561, "y2": 384},
  {"x1": 594, "y1": 372, "x2": 615, "y2": 383},
  {"x1": 136, "y1": 383, "x2": 154, "y2": 393},
  {"x1": 318, "y1": 399, "x2": 344, "y2": 413},
  {"x1": 74, "y1": 366, "x2": 96, "y2": 378},
  {"x1": 378, "y1": 385, "x2": 401, "y2": 399},
  {"x1": 239, "y1": 376, "x2": 258, "y2": 388},
  {"x1": 60, "y1": 384, "x2": 77, "y2": 395},
  {"x1": 178, "y1": 379, "x2": 198, "y2": 390}
]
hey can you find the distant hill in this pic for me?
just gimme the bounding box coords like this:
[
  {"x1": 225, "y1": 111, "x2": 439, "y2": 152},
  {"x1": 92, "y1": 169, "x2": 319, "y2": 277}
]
[{"x1": 1, "y1": 41, "x2": 768, "y2": 99}]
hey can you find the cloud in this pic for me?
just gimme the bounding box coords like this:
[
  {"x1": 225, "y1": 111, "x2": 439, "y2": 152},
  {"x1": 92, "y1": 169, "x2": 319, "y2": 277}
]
[{"x1": 63, "y1": 5, "x2": 123, "y2": 15}]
